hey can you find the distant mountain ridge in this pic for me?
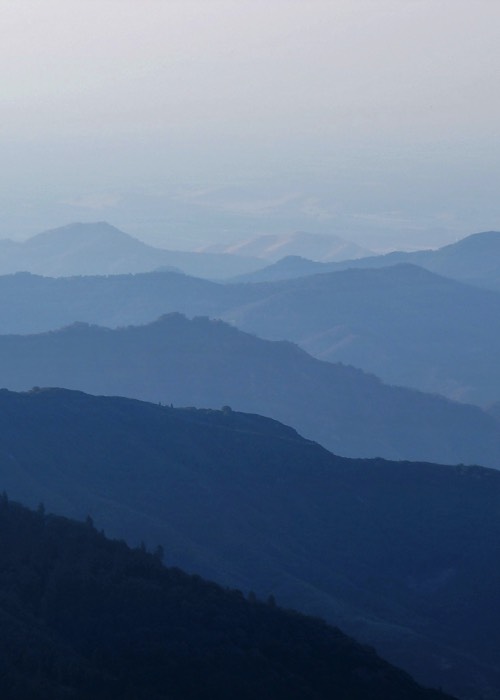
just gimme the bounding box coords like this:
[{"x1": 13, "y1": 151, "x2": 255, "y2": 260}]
[
  {"x1": 0, "y1": 313, "x2": 498, "y2": 468},
  {"x1": 0, "y1": 222, "x2": 264, "y2": 279},
  {"x1": 234, "y1": 230, "x2": 500, "y2": 290},
  {"x1": 232, "y1": 254, "x2": 332, "y2": 282},
  {"x1": 0, "y1": 387, "x2": 498, "y2": 698},
  {"x1": 199, "y1": 230, "x2": 372, "y2": 261}
]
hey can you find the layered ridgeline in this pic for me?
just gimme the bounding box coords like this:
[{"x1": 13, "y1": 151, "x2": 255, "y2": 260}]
[
  {"x1": 0, "y1": 500, "x2": 451, "y2": 700},
  {"x1": 1, "y1": 265, "x2": 500, "y2": 404},
  {"x1": 234, "y1": 230, "x2": 500, "y2": 291},
  {"x1": 218, "y1": 265, "x2": 500, "y2": 406},
  {"x1": 0, "y1": 314, "x2": 499, "y2": 468},
  {"x1": 6, "y1": 223, "x2": 498, "y2": 288},
  {"x1": 11, "y1": 224, "x2": 500, "y2": 287},
  {"x1": 0, "y1": 222, "x2": 263, "y2": 279},
  {"x1": 0, "y1": 389, "x2": 499, "y2": 699}
]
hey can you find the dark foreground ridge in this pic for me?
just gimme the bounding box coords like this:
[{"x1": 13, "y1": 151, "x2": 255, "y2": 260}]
[
  {"x1": 0, "y1": 496, "x2": 452, "y2": 700},
  {"x1": 0, "y1": 388, "x2": 498, "y2": 698}
]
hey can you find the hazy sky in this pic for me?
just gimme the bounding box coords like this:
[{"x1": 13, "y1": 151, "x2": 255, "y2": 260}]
[{"x1": 1, "y1": 0, "x2": 500, "y2": 250}]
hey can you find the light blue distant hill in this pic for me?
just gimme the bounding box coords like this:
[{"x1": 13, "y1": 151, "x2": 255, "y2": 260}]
[{"x1": 0, "y1": 221, "x2": 264, "y2": 279}]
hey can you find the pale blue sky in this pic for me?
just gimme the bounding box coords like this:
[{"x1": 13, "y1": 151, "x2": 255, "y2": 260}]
[{"x1": 1, "y1": 0, "x2": 500, "y2": 250}]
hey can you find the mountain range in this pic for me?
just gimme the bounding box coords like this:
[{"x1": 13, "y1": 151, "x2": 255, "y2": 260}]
[
  {"x1": 234, "y1": 230, "x2": 500, "y2": 291},
  {"x1": 4, "y1": 223, "x2": 499, "y2": 292},
  {"x1": 0, "y1": 313, "x2": 498, "y2": 468},
  {"x1": 0, "y1": 220, "x2": 497, "y2": 700},
  {"x1": 0, "y1": 387, "x2": 499, "y2": 699},
  {"x1": 1, "y1": 264, "x2": 500, "y2": 405},
  {"x1": 0, "y1": 222, "x2": 263, "y2": 279}
]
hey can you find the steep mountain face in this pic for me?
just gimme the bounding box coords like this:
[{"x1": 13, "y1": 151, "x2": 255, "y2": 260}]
[
  {"x1": 0, "y1": 222, "x2": 263, "y2": 279},
  {"x1": 0, "y1": 314, "x2": 499, "y2": 468},
  {"x1": 0, "y1": 388, "x2": 499, "y2": 699},
  {"x1": 0, "y1": 500, "x2": 451, "y2": 700},
  {"x1": 198, "y1": 231, "x2": 372, "y2": 262},
  {"x1": 235, "y1": 230, "x2": 500, "y2": 290},
  {"x1": 1, "y1": 264, "x2": 500, "y2": 404}
]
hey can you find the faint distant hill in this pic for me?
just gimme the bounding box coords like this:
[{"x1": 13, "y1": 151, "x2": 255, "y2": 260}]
[
  {"x1": 1, "y1": 313, "x2": 499, "y2": 469},
  {"x1": 2, "y1": 264, "x2": 500, "y2": 404},
  {"x1": 0, "y1": 222, "x2": 263, "y2": 279},
  {"x1": 0, "y1": 387, "x2": 497, "y2": 698},
  {"x1": 234, "y1": 230, "x2": 500, "y2": 290},
  {"x1": 199, "y1": 230, "x2": 372, "y2": 262}
]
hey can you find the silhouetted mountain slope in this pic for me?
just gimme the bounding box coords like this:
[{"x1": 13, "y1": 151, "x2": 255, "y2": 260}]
[
  {"x1": 0, "y1": 314, "x2": 499, "y2": 468},
  {"x1": 2, "y1": 264, "x2": 500, "y2": 404},
  {"x1": 0, "y1": 388, "x2": 498, "y2": 698},
  {"x1": 236, "y1": 230, "x2": 500, "y2": 290},
  {"x1": 0, "y1": 499, "x2": 451, "y2": 700},
  {"x1": 0, "y1": 222, "x2": 263, "y2": 279}
]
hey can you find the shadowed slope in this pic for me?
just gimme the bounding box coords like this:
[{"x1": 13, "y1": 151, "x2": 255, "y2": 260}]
[{"x1": 0, "y1": 498, "x2": 453, "y2": 700}]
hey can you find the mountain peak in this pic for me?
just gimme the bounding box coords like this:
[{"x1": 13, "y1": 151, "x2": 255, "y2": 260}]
[{"x1": 28, "y1": 221, "x2": 139, "y2": 246}]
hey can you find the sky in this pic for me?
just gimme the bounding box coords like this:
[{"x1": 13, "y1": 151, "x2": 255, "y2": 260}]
[{"x1": 1, "y1": 0, "x2": 500, "y2": 251}]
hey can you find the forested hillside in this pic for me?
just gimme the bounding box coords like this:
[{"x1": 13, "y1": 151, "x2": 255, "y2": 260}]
[{"x1": 0, "y1": 497, "x2": 454, "y2": 699}]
